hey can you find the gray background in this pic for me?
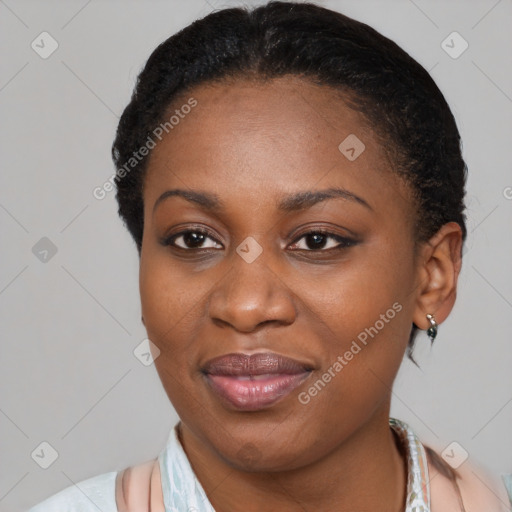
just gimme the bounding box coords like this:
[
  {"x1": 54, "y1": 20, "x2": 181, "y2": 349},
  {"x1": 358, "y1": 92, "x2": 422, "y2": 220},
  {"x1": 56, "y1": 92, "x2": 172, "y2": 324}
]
[{"x1": 1, "y1": 0, "x2": 511, "y2": 510}]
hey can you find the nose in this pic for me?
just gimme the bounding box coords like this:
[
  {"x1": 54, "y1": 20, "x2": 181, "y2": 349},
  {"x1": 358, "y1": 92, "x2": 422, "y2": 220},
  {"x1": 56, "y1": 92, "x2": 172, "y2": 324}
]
[{"x1": 208, "y1": 248, "x2": 297, "y2": 333}]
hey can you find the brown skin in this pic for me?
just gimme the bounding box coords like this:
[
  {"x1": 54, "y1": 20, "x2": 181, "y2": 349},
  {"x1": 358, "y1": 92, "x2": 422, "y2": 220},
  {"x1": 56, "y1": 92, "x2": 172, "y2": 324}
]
[{"x1": 139, "y1": 76, "x2": 462, "y2": 511}]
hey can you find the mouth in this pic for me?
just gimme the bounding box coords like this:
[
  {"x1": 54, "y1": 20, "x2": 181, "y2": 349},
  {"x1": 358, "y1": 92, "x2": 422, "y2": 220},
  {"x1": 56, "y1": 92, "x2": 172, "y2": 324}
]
[{"x1": 201, "y1": 352, "x2": 313, "y2": 411}]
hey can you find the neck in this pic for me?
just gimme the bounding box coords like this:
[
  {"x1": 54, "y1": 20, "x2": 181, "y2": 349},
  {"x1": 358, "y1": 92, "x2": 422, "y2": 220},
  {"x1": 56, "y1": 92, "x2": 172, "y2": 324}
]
[{"x1": 178, "y1": 406, "x2": 407, "y2": 512}]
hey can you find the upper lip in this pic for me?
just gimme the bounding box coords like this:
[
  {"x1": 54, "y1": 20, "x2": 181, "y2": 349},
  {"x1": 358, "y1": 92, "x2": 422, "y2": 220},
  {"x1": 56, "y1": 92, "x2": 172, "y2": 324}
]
[{"x1": 202, "y1": 352, "x2": 313, "y2": 377}]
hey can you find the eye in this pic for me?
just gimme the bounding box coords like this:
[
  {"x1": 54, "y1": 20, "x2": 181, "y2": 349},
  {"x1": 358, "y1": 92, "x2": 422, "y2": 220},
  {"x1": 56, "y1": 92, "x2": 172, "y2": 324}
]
[
  {"x1": 161, "y1": 228, "x2": 223, "y2": 250},
  {"x1": 161, "y1": 227, "x2": 356, "y2": 253},
  {"x1": 288, "y1": 229, "x2": 357, "y2": 251}
]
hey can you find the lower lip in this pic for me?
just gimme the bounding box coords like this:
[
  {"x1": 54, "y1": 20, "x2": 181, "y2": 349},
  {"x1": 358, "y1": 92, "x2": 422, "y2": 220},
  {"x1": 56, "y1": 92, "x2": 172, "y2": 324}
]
[{"x1": 205, "y1": 372, "x2": 311, "y2": 411}]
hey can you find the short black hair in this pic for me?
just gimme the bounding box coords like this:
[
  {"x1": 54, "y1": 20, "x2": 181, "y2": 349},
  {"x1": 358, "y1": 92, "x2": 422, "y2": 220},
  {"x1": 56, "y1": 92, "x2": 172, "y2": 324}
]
[{"x1": 112, "y1": 1, "x2": 467, "y2": 358}]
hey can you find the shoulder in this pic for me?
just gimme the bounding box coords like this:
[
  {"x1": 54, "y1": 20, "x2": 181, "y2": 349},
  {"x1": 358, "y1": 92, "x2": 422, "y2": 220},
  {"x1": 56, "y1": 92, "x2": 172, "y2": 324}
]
[
  {"x1": 27, "y1": 458, "x2": 164, "y2": 512},
  {"x1": 425, "y1": 444, "x2": 511, "y2": 512},
  {"x1": 27, "y1": 470, "x2": 118, "y2": 512}
]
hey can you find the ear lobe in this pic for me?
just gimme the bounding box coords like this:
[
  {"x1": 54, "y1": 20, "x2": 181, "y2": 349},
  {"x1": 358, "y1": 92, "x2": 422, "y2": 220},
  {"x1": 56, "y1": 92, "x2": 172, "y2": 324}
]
[{"x1": 413, "y1": 222, "x2": 463, "y2": 331}]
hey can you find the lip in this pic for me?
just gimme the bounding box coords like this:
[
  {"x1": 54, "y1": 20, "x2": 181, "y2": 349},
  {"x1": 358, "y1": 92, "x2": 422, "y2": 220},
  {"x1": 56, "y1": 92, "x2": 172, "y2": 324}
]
[{"x1": 202, "y1": 352, "x2": 313, "y2": 411}]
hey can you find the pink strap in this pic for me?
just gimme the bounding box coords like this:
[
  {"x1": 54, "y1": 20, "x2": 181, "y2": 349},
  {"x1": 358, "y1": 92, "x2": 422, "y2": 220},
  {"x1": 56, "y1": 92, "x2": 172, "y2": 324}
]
[{"x1": 115, "y1": 459, "x2": 165, "y2": 511}]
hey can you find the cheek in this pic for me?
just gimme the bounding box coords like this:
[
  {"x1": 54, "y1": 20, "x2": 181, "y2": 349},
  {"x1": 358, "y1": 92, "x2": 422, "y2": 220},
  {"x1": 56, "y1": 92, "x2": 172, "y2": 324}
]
[
  {"x1": 139, "y1": 253, "x2": 207, "y2": 418},
  {"x1": 139, "y1": 250, "x2": 201, "y2": 364},
  {"x1": 300, "y1": 246, "x2": 414, "y2": 405},
  {"x1": 140, "y1": 246, "x2": 203, "y2": 332},
  {"x1": 311, "y1": 245, "x2": 412, "y2": 342}
]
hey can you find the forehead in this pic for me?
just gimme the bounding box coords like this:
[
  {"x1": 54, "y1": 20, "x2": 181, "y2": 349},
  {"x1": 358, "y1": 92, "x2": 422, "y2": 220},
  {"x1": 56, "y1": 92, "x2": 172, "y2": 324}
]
[{"x1": 143, "y1": 76, "x2": 412, "y2": 219}]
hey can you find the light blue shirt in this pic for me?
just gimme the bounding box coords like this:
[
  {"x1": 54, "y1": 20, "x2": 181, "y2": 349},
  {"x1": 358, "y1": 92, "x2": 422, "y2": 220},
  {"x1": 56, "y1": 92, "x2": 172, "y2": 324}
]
[{"x1": 27, "y1": 470, "x2": 117, "y2": 511}]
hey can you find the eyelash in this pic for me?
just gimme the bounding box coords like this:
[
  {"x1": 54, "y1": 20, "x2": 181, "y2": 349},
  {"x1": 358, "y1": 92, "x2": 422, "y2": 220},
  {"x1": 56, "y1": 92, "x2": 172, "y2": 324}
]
[{"x1": 160, "y1": 227, "x2": 357, "y2": 253}]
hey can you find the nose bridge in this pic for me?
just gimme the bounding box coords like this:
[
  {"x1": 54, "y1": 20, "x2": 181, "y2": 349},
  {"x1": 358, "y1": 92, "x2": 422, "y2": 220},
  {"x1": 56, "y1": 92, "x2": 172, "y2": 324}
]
[{"x1": 208, "y1": 239, "x2": 296, "y2": 331}]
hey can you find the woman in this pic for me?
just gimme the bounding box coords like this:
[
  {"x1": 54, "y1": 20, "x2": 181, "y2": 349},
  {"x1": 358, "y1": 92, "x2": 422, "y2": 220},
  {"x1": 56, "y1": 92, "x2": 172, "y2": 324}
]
[{"x1": 28, "y1": 1, "x2": 512, "y2": 510}]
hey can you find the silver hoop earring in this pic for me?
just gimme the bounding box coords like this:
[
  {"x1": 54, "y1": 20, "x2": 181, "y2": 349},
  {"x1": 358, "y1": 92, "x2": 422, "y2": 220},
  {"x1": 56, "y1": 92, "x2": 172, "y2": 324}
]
[{"x1": 426, "y1": 313, "x2": 437, "y2": 342}]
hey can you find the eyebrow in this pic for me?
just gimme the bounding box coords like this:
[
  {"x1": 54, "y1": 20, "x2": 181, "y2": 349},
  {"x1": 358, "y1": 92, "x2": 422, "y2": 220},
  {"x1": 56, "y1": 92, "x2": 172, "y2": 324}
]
[{"x1": 152, "y1": 187, "x2": 372, "y2": 215}]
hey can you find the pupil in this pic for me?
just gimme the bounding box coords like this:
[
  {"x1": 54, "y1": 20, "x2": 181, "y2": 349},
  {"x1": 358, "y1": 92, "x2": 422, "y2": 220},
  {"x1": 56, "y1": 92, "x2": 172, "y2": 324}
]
[
  {"x1": 307, "y1": 233, "x2": 326, "y2": 249},
  {"x1": 184, "y1": 232, "x2": 205, "y2": 247}
]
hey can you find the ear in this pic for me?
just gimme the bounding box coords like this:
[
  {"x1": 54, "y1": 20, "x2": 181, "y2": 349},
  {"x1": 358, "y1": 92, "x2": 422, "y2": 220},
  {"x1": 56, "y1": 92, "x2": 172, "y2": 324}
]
[{"x1": 413, "y1": 222, "x2": 463, "y2": 331}]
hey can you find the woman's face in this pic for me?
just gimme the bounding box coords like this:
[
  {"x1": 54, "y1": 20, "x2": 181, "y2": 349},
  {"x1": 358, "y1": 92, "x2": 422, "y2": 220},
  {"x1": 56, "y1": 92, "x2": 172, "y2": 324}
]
[{"x1": 140, "y1": 76, "x2": 422, "y2": 470}]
